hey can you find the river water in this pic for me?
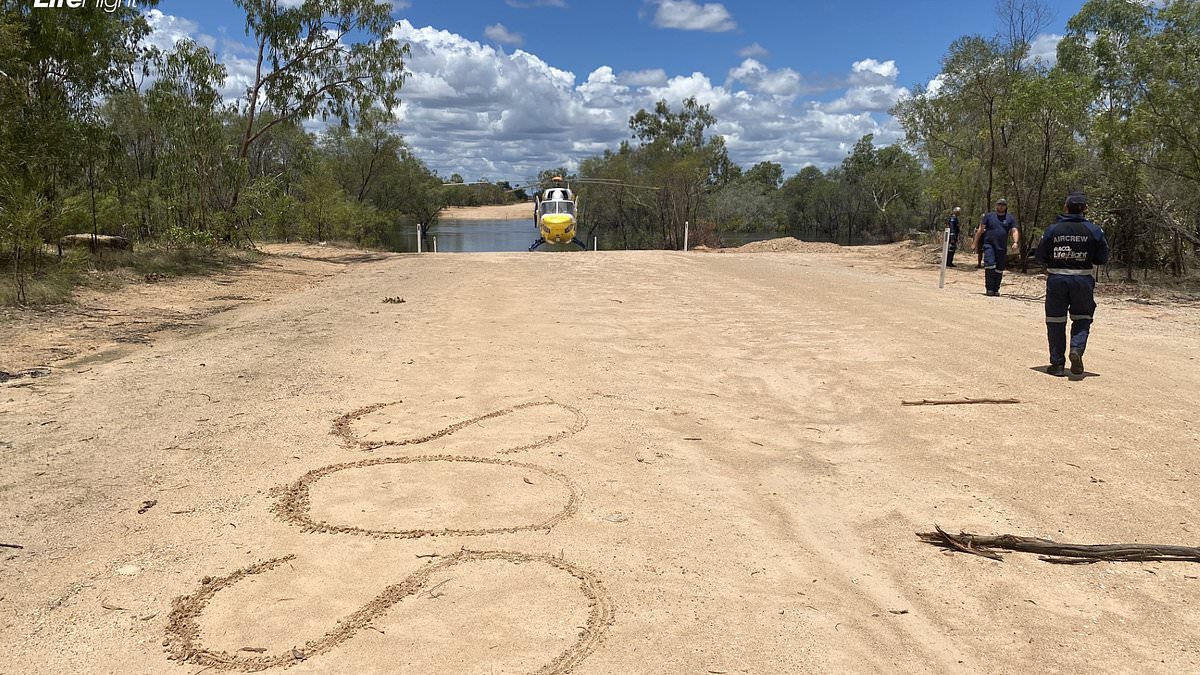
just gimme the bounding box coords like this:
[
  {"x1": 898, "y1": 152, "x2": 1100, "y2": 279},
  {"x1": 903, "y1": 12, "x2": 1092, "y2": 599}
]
[{"x1": 385, "y1": 219, "x2": 784, "y2": 253}]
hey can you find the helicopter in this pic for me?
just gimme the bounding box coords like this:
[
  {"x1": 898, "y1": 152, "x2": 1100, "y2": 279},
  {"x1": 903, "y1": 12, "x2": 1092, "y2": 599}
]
[
  {"x1": 530, "y1": 176, "x2": 583, "y2": 251},
  {"x1": 526, "y1": 175, "x2": 664, "y2": 251},
  {"x1": 442, "y1": 175, "x2": 659, "y2": 252}
]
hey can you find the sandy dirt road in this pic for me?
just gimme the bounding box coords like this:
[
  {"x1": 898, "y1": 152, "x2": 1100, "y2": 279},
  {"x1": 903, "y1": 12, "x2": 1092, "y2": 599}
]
[{"x1": 3, "y1": 242, "x2": 1200, "y2": 674}]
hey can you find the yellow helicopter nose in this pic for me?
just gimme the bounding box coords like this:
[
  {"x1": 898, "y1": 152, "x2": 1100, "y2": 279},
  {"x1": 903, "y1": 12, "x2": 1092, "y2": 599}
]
[{"x1": 540, "y1": 214, "x2": 576, "y2": 244}]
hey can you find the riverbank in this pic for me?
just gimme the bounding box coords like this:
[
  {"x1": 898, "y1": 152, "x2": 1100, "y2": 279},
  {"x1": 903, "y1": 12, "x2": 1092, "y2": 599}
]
[{"x1": 439, "y1": 202, "x2": 532, "y2": 221}]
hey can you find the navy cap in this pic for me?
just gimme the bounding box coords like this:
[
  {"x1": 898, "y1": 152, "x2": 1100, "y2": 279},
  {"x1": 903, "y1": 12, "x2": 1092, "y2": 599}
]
[{"x1": 1066, "y1": 192, "x2": 1088, "y2": 206}]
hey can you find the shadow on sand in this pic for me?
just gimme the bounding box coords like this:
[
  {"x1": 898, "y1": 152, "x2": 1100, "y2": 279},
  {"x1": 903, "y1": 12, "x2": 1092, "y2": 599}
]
[{"x1": 1029, "y1": 365, "x2": 1101, "y2": 381}]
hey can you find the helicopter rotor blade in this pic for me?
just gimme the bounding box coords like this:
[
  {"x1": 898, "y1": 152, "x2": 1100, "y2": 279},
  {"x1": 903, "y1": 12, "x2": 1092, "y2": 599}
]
[{"x1": 571, "y1": 178, "x2": 661, "y2": 191}]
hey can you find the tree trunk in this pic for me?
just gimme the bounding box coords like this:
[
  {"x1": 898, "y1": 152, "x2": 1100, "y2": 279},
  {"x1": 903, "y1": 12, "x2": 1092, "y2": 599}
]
[{"x1": 231, "y1": 35, "x2": 268, "y2": 212}]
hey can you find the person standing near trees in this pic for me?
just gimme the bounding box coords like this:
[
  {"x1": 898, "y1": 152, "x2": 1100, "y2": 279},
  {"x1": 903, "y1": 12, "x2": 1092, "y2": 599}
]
[
  {"x1": 975, "y1": 215, "x2": 985, "y2": 269},
  {"x1": 946, "y1": 207, "x2": 962, "y2": 267},
  {"x1": 1036, "y1": 192, "x2": 1109, "y2": 377},
  {"x1": 973, "y1": 198, "x2": 1020, "y2": 296}
]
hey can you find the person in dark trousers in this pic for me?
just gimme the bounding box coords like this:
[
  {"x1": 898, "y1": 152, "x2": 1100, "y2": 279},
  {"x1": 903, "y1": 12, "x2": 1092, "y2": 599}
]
[
  {"x1": 973, "y1": 198, "x2": 1020, "y2": 296},
  {"x1": 946, "y1": 207, "x2": 962, "y2": 267},
  {"x1": 976, "y1": 213, "x2": 985, "y2": 268},
  {"x1": 1035, "y1": 192, "x2": 1110, "y2": 377}
]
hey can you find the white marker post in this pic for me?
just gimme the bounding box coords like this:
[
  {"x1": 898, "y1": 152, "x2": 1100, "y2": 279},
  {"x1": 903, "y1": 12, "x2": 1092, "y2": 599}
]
[
  {"x1": 683, "y1": 221, "x2": 690, "y2": 252},
  {"x1": 433, "y1": 236, "x2": 438, "y2": 253},
  {"x1": 416, "y1": 224, "x2": 423, "y2": 254},
  {"x1": 593, "y1": 236, "x2": 598, "y2": 251},
  {"x1": 938, "y1": 225, "x2": 950, "y2": 288}
]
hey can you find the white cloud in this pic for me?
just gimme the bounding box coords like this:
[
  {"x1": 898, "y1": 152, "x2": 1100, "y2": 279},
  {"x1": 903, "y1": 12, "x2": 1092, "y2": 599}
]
[
  {"x1": 219, "y1": 54, "x2": 260, "y2": 102},
  {"x1": 650, "y1": 0, "x2": 736, "y2": 32},
  {"x1": 849, "y1": 58, "x2": 900, "y2": 85},
  {"x1": 139, "y1": 12, "x2": 911, "y2": 182},
  {"x1": 822, "y1": 84, "x2": 910, "y2": 113},
  {"x1": 484, "y1": 23, "x2": 523, "y2": 46},
  {"x1": 618, "y1": 69, "x2": 669, "y2": 87},
  {"x1": 1026, "y1": 33, "x2": 1062, "y2": 66},
  {"x1": 925, "y1": 73, "x2": 946, "y2": 97},
  {"x1": 727, "y1": 58, "x2": 804, "y2": 98},
  {"x1": 389, "y1": 19, "x2": 908, "y2": 178},
  {"x1": 145, "y1": 10, "x2": 214, "y2": 52},
  {"x1": 738, "y1": 42, "x2": 768, "y2": 59},
  {"x1": 822, "y1": 58, "x2": 907, "y2": 114}
]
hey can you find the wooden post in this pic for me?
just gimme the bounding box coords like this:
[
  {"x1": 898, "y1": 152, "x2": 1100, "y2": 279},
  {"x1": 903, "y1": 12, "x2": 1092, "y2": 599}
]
[{"x1": 938, "y1": 225, "x2": 950, "y2": 288}]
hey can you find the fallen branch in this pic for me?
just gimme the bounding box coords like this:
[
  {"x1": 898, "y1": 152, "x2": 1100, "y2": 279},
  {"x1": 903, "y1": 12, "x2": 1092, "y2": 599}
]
[
  {"x1": 902, "y1": 398, "x2": 1022, "y2": 407},
  {"x1": 0, "y1": 543, "x2": 24, "y2": 550},
  {"x1": 919, "y1": 526, "x2": 1200, "y2": 564},
  {"x1": 425, "y1": 578, "x2": 452, "y2": 599}
]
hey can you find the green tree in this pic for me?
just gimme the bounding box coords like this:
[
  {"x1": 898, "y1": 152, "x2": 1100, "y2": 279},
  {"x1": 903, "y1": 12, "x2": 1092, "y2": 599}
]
[
  {"x1": 231, "y1": 0, "x2": 407, "y2": 201},
  {"x1": 0, "y1": 1, "x2": 153, "y2": 297},
  {"x1": 146, "y1": 39, "x2": 231, "y2": 238}
]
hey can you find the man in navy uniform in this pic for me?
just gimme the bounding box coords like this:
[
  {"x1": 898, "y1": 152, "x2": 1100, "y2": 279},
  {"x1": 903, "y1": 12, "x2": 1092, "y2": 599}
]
[
  {"x1": 973, "y1": 198, "x2": 1020, "y2": 296},
  {"x1": 1035, "y1": 192, "x2": 1110, "y2": 377},
  {"x1": 946, "y1": 207, "x2": 962, "y2": 267}
]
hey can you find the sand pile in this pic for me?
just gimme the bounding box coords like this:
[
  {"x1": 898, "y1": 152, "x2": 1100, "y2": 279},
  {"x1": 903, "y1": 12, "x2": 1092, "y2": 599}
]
[{"x1": 732, "y1": 237, "x2": 844, "y2": 254}]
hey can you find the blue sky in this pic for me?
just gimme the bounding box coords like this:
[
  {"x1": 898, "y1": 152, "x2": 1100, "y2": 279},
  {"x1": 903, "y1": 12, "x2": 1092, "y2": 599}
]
[{"x1": 148, "y1": 0, "x2": 1089, "y2": 181}]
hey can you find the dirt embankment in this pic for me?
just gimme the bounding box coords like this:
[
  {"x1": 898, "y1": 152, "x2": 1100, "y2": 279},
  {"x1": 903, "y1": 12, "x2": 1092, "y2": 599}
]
[{"x1": 0, "y1": 243, "x2": 388, "y2": 374}]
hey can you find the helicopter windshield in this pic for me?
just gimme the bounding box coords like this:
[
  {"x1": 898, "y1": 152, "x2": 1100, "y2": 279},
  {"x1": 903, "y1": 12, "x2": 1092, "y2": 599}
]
[{"x1": 541, "y1": 201, "x2": 575, "y2": 216}]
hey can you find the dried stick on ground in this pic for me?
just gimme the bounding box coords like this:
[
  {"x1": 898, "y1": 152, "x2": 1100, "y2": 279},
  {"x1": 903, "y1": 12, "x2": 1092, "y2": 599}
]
[
  {"x1": 902, "y1": 398, "x2": 1022, "y2": 407},
  {"x1": 918, "y1": 526, "x2": 1200, "y2": 564}
]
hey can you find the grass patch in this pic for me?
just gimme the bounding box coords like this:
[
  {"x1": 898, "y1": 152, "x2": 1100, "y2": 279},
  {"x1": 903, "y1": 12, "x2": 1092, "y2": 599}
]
[
  {"x1": 0, "y1": 266, "x2": 77, "y2": 305},
  {"x1": 95, "y1": 246, "x2": 261, "y2": 278},
  {"x1": 0, "y1": 245, "x2": 263, "y2": 307}
]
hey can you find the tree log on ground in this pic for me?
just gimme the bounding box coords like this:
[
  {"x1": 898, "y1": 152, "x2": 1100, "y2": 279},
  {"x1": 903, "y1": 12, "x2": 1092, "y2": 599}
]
[{"x1": 918, "y1": 525, "x2": 1200, "y2": 563}]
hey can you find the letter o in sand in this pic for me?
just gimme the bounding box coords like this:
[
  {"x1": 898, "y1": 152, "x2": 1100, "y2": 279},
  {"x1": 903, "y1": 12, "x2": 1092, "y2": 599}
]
[{"x1": 273, "y1": 456, "x2": 580, "y2": 538}]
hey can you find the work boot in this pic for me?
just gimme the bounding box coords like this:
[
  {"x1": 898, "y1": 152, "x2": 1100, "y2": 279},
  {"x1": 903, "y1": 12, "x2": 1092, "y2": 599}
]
[
  {"x1": 1048, "y1": 363, "x2": 1066, "y2": 377},
  {"x1": 1069, "y1": 350, "x2": 1085, "y2": 375}
]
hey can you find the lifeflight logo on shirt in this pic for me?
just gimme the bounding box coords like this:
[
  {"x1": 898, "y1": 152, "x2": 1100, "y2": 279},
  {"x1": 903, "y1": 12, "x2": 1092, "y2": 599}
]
[
  {"x1": 32, "y1": 0, "x2": 134, "y2": 12},
  {"x1": 1052, "y1": 245, "x2": 1088, "y2": 262}
]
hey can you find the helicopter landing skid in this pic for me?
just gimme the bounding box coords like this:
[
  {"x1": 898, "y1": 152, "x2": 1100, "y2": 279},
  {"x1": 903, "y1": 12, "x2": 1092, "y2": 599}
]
[{"x1": 528, "y1": 238, "x2": 589, "y2": 252}]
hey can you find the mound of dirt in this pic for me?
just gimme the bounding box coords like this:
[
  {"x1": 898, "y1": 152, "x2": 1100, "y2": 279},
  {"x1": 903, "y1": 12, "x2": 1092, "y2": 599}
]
[
  {"x1": 732, "y1": 237, "x2": 844, "y2": 254},
  {"x1": 858, "y1": 240, "x2": 941, "y2": 264}
]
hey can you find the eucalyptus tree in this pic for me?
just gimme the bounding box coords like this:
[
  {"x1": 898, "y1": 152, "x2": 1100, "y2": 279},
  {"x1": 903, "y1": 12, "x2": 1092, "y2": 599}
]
[
  {"x1": 1129, "y1": 0, "x2": 1200, "y2": 272},
  {"x1": 996, "y1": 68, "x2": 1091, "y2": 266},
  {"x1": 230, "y1": 0, "x2": 407, "y2": 204},
  {"x1": 1059, "y1": 0, "x2": 1159, "y2": 275},
  {"x1": 706, "y1": 161, "x2": 785, "y2": 233},
  {"x1": 0, "y1": 1, "x2": 152, "y2": 293},
  {"x1": 146, "y1": 39, "x2": 231, "y2": 237},
  {"x1": 628, "y1": 97, "x2": 732, "y2": 248}
]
